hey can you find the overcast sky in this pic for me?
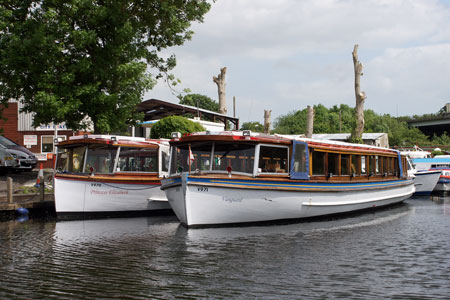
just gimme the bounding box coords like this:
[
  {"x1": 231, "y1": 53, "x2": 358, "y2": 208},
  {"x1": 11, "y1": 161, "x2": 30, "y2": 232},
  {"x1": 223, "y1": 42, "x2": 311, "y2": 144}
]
[{"x1": 145, "y1": 0, "x2": 450, "y2": 126}]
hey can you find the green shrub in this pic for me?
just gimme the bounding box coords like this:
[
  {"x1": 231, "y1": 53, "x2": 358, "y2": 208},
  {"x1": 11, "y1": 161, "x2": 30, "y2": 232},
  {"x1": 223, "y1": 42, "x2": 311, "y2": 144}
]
[{"x1": 150, "y1": 116, "x2": 205, "y2": 139}]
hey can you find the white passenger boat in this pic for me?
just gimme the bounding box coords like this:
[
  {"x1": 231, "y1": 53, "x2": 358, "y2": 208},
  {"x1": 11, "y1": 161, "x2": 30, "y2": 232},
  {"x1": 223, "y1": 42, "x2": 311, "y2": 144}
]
[
  {"x1": 54, "y1": 135, "x2": 171, "y2": 219},
  {"x1": 403, "y1": 154, "x2": 441, "y2": 196},
  {"x1": 161, "y1": 131, "x2": 415, "y2": 227}
]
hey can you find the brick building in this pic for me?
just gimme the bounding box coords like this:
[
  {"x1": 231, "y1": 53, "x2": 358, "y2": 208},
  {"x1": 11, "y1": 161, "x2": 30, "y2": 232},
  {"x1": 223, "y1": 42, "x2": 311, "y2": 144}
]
[{"x1": 0, "y1": 101, "x2": 74, "y2": 168}]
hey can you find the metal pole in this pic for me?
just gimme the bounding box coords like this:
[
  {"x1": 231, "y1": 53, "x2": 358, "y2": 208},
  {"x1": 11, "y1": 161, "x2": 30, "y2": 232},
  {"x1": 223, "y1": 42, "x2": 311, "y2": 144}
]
[{"x1": 188, "y1": 144, "x2": 192, "y2": 174}]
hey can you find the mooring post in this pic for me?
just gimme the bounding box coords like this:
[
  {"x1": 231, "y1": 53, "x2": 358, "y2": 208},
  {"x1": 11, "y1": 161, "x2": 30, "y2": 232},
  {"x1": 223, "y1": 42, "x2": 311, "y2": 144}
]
[
  {"x1": 39, "y1": 175, "x2": 45, "y2": 202},
  {"x1": 7, "y1": 177, "x2": 13, "y2": 203}
]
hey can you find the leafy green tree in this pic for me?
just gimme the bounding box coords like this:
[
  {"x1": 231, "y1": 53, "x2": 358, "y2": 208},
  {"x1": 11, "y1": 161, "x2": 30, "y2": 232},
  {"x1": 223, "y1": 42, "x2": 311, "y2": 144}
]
[
  {"x1": 273, "y1": 103, "x2": 431, "y2": 147},
  {"x1": 0, "y1": 1, "x2": 211, "y2": 133},
  {"x1": 150, "y1": 116, "x2": 204, "y2": 139},
  {"x1": 179, "y1": 94, "x2": 219, "y2": 112},
  {"x1": 240, "y1": 121, "x2": 264, "y2": 132},
  {"x1": 431, "y1": 132, "x2": 450, "y2": 145}
]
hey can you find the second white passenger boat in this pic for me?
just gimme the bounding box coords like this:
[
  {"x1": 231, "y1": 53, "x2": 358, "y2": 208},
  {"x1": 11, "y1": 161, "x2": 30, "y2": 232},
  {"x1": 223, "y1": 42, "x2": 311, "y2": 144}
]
[
  {"x1": 54, "y1": 135, "x2": 171, "y2": 219},
  {"x1": 161, "y1": 131, "x2": 415, "y2": 227}
]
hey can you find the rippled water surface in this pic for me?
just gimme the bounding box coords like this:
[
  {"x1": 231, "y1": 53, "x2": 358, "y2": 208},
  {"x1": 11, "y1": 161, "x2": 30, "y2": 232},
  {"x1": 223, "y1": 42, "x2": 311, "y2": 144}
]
[{"x1": 1, "y1": 197, "x2": 450, "y2": 299}]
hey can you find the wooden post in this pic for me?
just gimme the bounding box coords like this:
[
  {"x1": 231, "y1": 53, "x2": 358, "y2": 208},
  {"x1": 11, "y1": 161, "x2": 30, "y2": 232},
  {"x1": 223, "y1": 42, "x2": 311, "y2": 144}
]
[
  {"x1": 351, "y1": 44, "x2": 366, "y2": 140},
  {"x1": 306, "y1": 105, "x2": 314, "y2": 138},
  {"x1": 7, "y1": 177, "x2": 13, "y2": 204},
  {"x1": 264, "y1": 110, "x2": 271, "y2": 134},
  {"x1": 39, "y1": 174, "x2": 45, "y2": 202},
  {"x1": 213, "y1": 67, "x2": 227, "y2": 115}
]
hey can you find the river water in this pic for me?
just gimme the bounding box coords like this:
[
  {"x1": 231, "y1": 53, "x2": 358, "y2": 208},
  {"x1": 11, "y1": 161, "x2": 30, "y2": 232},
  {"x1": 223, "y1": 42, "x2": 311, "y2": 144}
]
[{"x1": 1, "y1": 196, "x2": 449, "y2": 300}]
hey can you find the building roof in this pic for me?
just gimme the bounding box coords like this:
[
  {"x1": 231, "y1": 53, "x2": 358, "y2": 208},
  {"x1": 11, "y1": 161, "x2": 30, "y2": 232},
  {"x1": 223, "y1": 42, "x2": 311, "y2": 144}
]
[{"x1": 136, "y1": 99, "x2": 239, "y2": 130}]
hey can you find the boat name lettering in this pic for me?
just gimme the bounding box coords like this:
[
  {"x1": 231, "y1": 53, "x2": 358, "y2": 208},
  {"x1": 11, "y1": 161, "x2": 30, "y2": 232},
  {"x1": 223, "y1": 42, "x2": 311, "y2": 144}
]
[
  {"x1": 197, "y1": 187, "x2": 209, "y2": 192},
  {"x1": 91, "y1": 183, "x2": 102, "y2": 187},
  {"x1": 90, "y1": 189, "x2": 129, "y2": 195},
  {"x1": 222, "y1": 196, "x2": 243, "y2": 203}
]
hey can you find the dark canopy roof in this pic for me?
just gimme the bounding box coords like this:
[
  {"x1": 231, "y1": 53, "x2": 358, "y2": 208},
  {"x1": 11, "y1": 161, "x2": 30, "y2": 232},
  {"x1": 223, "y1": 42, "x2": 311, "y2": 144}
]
[{"x1": 136, "y1": 99, "x2": 239, "y2": 130}]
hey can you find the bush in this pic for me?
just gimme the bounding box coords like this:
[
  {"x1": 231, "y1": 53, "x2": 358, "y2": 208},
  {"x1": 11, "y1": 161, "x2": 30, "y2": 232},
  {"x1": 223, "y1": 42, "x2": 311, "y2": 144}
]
[{"x1": 150, "y1": 116, "x2": 205, "y2": 139}]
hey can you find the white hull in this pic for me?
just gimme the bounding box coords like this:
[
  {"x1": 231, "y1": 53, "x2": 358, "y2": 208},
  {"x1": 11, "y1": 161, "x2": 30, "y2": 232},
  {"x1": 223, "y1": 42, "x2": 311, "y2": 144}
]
[
  {"x1": 54, "y1": 177, "x2": 170, "y2": 217},
  {"x1": 413, "y1": 170, "x2": 441, "y2": 195},
  {"x1": 434, "y1": 182, "x2": 450, "y2": 192},
  {"x1": 164, "y1": 176, "x2": 415, "y2": 227}
]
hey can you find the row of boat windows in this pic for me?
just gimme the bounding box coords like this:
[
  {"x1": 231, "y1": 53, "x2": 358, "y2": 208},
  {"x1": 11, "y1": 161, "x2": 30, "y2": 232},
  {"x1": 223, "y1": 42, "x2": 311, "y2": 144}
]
[
  {"x1": 56, "y1": 145, "x2": 169, "y2": 174},
  {"x1": 311, "y1": 151, "x2": 400, "y2": 176},
  {"x1": 170, "y1": 142, "x2": 288, "y2": 175},
  {"x1": 170, "y1": 142, "x2": 404, "y2": 177}
]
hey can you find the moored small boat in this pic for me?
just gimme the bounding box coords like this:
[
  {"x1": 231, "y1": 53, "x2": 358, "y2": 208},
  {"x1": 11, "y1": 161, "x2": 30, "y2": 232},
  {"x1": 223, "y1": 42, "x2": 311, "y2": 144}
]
[
  {"x1": 161, "y1": 131, "x2": 415, "y2": 227},
  {"x1": 54, "y1": 135, "x2": 172, "y2": 219},
  {"x1": 403, "y1": 154, "x2": 441, "y2": 196},
  {"x1": 433, "y1": 169, "x2": 450, "y2": 194}
]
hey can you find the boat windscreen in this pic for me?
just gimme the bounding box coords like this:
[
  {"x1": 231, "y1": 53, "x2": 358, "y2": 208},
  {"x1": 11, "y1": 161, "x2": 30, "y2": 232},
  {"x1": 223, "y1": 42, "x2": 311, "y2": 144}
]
[
  {"x1": 169, "y1": 142, "x2": 255, "y2": 175},
  {"x1": 55, "y1": 146, "x2": 86, "y2": 173},
  {"x1": 117, "y1": 147, "x2": 158, "y2": 172},
  {"x1": 85, "y1": 145, "x2": 118, "y2": 174}
]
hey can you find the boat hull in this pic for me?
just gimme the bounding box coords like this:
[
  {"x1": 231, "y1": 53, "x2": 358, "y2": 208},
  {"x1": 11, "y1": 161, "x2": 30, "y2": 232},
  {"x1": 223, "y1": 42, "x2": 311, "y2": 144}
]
[
  {"x1": 413, "y1": 170, "x2": 441, "y2": 195},
  {"x1": 55, "y1": 175, "x2": 171, "y2": 219},
  {"x1": 162, "y1": 175, "x2": 415, "y2": 227}
]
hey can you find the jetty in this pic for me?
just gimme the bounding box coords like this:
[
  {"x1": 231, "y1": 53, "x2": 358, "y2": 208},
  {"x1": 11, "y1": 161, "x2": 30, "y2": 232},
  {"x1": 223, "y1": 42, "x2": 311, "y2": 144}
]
[{"x1": 0, "y1": 171, "x2": 55, "y2": 218}]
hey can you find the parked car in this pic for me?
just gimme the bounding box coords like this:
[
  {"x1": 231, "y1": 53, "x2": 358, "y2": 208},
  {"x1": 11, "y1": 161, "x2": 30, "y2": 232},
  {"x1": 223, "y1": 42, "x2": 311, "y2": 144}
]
[
  {"x1": 0, "y1": 136, "x2": 38, "y2": 171},
  {"x1": 0, "y1": 144, "x2": 18, "y2": 173}
]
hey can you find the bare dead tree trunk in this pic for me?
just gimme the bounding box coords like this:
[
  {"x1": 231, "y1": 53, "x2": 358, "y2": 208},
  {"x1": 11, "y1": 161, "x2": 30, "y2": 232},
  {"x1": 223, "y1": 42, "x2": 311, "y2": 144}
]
[
  {"x1": 306, "y1": 105, "x2": 314, "y2": 138},
  {"x1": 264, "y1": 109, "x2": 271, "y2": 134},
  {"x1": 213, "y1": 67, "x2": 227, "y2": 115},
  {"x1": 351, "y1": 44, "x2": 366, "y2": 141}
]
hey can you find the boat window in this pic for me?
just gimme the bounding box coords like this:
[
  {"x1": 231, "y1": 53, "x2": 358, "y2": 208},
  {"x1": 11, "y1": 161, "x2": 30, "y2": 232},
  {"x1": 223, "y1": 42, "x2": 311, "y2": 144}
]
[
  {"x1": 84, "y1": 145, "x2": 118, "y2": 174},
  {"x1": 375, "y1": 156, "x2": 380, "y2": 174},
  {"x1": 368, "y1": 156, "x2": 374, "y2": 174},
  {"x1": 161, "y1": 150, "x2": 169, "y2": 172},
  {"x1": 351, "y1": 155, "x2": 359, "y2": 175},
  {"x1": 312, "y1": 151, "x2": 325, "y2": 175},
  {"x1": 341, "y1": 154, "x2": 350, "y2": 175},
  {"x1": 170, "y1": 146, "x2": 189, "y2": 174},
  {"x1": 192, "y1": 142, "x2": 214, "y2": 172},
  {"x1": 388, "y1": 157, "x2": 393, "y2": 174},
  {"x1": 209, "y1": 143, "x2": 254, "y2": 173},
  {"x1": 328, "y1": 153, "x2": 339, "y2": 176},
  {"x1": 117, "y1": 147, "x2": 158, "y2": 172},
  {"x1": 383, "y1": 157, "x2": 388, "y2": 174},
  {"x1": 292, "y1": 143, "x2": 307, "y2": 173},
  {"x1": 213, "y1": 143, "x2": 255, "y2": 173},
  {"x1": 55, "y1": 146, "x2": 86, "y2": 173},
  {"x1": 361, "y1": 156, "x2": 367, "y2": 174},
  {"x1": 394, "y1": 157, "x2": 399, "y2": 175},
  {"x1": 258, "y1": 146, "x2": 288, "y2": 173}
]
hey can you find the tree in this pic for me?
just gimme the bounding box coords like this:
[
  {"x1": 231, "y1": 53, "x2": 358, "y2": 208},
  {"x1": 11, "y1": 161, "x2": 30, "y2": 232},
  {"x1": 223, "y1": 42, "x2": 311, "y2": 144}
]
[
  {"x1": 0, "y1": 1, "x2": 211, "y2": 133},
  {"x1": 213, "y1": 67, "x2": 227, "y2": 114},
  {"x1": 240, "y1": 121, "x2": 264, "y2": 132},
  {"x1": 350, "y1": 44, "x2": 366, "y2": 142},
  {"x1": 179, "y1": 94, "x2": 219, "y2": 112},
  {"x1": 150, "y1": 116, "x2": 204, "y2": 139}
]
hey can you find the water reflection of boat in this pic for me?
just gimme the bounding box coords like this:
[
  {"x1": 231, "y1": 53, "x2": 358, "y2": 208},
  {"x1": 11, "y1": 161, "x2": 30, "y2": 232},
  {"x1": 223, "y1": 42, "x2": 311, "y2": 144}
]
[
  {"x1": 54, "y1": 216, "x2": 179, "y2": 244},
  {"x1": 176, "y1": 203, "x2": 412, "y2": 242},
  {"x1": 162, "y1": 131, "x2": 415, "y2": 227},
  {"x1": 54, "y1": 135, "x2": 172, "y2": 219}
]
